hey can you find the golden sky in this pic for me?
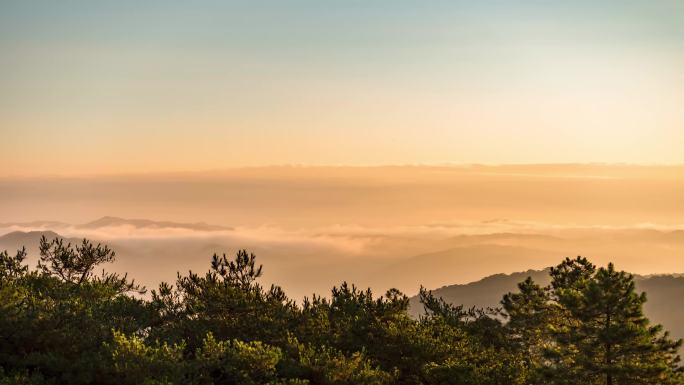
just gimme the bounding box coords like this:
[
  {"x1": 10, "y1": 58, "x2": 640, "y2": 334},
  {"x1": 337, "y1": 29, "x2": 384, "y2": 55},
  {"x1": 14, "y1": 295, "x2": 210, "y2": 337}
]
[{"x1": 1, "y1": 1, "x2": 683, "y2": 176}]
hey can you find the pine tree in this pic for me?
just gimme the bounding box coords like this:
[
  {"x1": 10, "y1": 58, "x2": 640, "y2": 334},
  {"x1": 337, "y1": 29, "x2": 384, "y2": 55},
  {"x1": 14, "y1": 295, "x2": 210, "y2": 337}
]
[
  {"x1": 545, "y1": 260, "x2": 683, "y2": 384},
  {"x1": 502, "y1": 276, "x2": 555, "y2": 381}
]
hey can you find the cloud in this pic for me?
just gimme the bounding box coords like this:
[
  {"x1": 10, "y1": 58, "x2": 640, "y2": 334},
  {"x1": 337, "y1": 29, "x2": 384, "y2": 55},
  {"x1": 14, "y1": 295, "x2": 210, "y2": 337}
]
[
  {"x1": 0, "y1": 221, "x2": 369, "y2": 256},
  {"x1": 4, "y1": 218, "x2": 684, "y2": 261}
]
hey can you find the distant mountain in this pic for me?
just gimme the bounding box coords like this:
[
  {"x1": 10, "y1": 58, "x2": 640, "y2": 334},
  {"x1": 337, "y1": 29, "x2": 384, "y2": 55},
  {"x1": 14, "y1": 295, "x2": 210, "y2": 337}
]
[
  {"x1": 77, "y1": 216, "x2": 232, "y2": 231},
  {"x1": 407, "y1": 268, "x2": 552, "y2": 317},
  {"x1": 0, "y1": 230, "x2": 64, "y2": 245},
  {"x1": 409, "y1": 269, "x2": 684, "y2": 347},
  {"x1": 368, "y1": 244, "x2": 561, "y2": 296},
  {"x1": 0, "y1": 217, "x2": 233, "y2": 233},
  {"x1": 0, "y1": 231, "x2": 83, "y2": 259}
]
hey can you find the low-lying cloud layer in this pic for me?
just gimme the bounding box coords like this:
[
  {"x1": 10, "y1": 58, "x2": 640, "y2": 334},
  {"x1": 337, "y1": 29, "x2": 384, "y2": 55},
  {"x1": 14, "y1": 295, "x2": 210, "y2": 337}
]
[
  {"x1": 3, "y1": 215, "x2": 684, "y2": 301},
  {"x1": 2, "y1": 165, "x2": 684, "y2": 299}
]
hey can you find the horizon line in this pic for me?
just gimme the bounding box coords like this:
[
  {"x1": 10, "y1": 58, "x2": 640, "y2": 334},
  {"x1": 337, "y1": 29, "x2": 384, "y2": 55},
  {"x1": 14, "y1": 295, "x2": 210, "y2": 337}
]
[{"x1": 4, "y1": 162, "x2": 684, "y2": 180}]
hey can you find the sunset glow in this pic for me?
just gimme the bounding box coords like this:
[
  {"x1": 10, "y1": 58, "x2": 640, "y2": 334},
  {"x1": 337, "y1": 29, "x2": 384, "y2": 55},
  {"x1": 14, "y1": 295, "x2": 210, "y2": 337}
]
[{"x1": 2, "y1": 1, "x2": 684, "y2": 176}]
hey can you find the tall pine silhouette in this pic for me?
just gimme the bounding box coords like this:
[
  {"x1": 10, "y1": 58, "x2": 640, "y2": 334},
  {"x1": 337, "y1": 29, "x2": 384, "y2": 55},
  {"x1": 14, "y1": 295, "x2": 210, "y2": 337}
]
[{"x1": 544, "y1": 258, "x2": 683, "y2": 384}]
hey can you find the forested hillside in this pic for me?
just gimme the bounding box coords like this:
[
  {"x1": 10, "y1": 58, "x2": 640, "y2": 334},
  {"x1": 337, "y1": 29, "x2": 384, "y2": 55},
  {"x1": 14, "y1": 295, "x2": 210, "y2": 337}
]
[
  {"x1": 0, "y1": 237, "x2": 682, "y2": 384},
  {"x1": 408, "y1": 269, "x2": 684, "y2": 348}
]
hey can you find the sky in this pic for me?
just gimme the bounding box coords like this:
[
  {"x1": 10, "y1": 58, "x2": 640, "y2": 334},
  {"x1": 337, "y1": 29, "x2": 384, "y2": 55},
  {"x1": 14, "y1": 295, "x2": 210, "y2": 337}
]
[{"x1": 1, "y1": 0, "x2": 683, "y2": 176}]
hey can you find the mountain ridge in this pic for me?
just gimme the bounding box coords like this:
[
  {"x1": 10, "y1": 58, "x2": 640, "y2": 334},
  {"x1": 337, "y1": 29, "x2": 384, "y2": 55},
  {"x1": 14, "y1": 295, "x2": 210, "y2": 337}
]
[
  {"x1": 408, "y1": 268, "x2": 684, "y2": 348},
  {"x1": 0, "y1": 216, "x2": 233, "y2": 232},
  {"x1": 77, "y1": 216, "x2": 232, "y2": 231}
]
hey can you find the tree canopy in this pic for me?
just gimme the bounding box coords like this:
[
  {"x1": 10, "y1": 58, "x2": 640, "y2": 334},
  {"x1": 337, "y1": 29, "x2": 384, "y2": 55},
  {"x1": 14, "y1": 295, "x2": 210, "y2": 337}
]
[{"x1": 0, "y1": 238, "x2": 681, "y2": 385}]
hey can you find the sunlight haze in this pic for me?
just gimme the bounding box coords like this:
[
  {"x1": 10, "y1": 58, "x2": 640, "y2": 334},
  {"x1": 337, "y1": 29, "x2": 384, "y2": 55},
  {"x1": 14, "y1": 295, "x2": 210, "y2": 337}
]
[{"x1": 2, "y1": 0, "x2": 684, "y2": 176}]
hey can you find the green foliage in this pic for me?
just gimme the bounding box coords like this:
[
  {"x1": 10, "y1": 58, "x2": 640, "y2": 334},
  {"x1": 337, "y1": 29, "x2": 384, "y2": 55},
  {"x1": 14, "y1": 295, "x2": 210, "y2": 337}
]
[
  {"x1": 280, "y1": 335, "x2": 395, "y2": 385},
  {"x1": 192, "y1": 333, "x2": 282, "y2": 385},
  {"x1": 147, "y1": 250, "x2": 298, "y2": 350},
  {"x1": 109, "y1": 330, "x2": 185, "y2": 385},
  {"x1": 38, "y1": 236, "x2": 115, "y2": 284},
  {"x1": 501, "y1": 276, "x2": 556, "y2": 383},
  {"x1": 501, "y1": 257, "x2": 684, "y2": 385},
  {"x1": 0, "y1": 247, "x2": 28, "y2": 280},
  {"x1": 0, "y1": 237, "x2": 152, "y2": 385},
  {"x1": 542, "y1": 261, "x2": 683, "y2": 384},
  {"x1": 1, "y1": 238, "x2": 682, "y2": 384},
  {"x1": 37, "y1": 235, "x2": 144, "y2": 293}
]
